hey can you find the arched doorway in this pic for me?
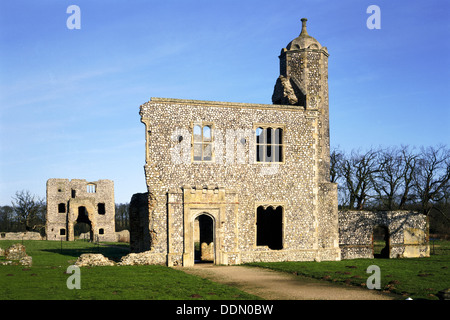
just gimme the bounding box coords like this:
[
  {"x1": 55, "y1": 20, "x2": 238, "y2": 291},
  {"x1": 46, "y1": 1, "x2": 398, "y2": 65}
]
[
  {"x1": 75, "y1": 206, "x2": 93, "y2": 241},
  {"x1": 373, "y1": 225, "x2": 389, "y2": 258},
  {"x1": 194, "y1": 214, "x2": 214, "y2": 264}
]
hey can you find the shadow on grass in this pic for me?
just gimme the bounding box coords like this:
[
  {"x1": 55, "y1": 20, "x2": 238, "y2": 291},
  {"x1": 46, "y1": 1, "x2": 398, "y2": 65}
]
[{"x1": 43, "y1": 245, "x2": 130, "y2": 262}]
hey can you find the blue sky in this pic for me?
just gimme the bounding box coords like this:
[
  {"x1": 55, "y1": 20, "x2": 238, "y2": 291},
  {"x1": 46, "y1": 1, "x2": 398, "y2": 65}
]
[{"x1": 0, "y1": 0, "x2": 449, "y2": 205}]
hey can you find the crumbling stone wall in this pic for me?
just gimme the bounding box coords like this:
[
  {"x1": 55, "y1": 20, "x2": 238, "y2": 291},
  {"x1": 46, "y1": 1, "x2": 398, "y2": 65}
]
[
  {"x1": 0, "y1": 231, "x2": 43, "y2": 240},
  {"x1": 129, "y1": 192, "x2": 151, "y2": 252},
  {"x1": 339, "y1": 210, "x2": 429, "y2": 259},
  {"x1": 138, "y1": 100, "x2": 340, "y2": 266},
  {"x1": 46, "y1": 179, "x2": 116, "y2": 242}
]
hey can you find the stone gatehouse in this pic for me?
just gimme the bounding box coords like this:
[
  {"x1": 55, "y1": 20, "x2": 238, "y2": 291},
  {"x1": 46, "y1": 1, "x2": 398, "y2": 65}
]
[
  {"x1": 46, "y1": 178, "x2": 116, "y2": 242},
  {"x1": 135, "y1": 18, "x2": 340, "y2": 266}
]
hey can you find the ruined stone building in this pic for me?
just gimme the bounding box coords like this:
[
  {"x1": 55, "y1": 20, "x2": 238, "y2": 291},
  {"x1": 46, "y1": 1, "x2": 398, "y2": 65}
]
[
  {"x1": 46, "y1": 179, "x2": 116, "y2": 242},
  {"x1": 135, "y1": 18, "x2": 340, "y2": 266},
  {"x1": 133, "y1": 19, "x2": 429, "y2": 266}
]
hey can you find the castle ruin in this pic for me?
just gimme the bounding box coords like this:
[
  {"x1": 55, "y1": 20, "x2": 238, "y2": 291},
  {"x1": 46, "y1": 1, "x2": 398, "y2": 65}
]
[
  {"x1": 134, "y1": 18, "x2": 340, "y2": 266},
  {"x1": 128, "y1": 18, "x2": 429, "y2": 266},
  {"x1": 46, "y1": 178, "x2": 116, "y2": 242}
]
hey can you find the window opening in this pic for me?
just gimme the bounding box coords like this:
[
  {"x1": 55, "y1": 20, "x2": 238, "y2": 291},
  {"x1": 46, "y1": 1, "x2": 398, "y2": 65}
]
[
  {"x1": 87, "y1": 183, "x2": 96, "y2": 193},
  {"x1": 58, "y1": 203, "x2": 66, "y2": 213},
  {"x1": 256, "y1": 127, "x2": 283, "y2": 163},
  {"x1": 98, "y1": 203, "x2": 106, "y2": 215},
  {"x1": 256, "y1": 205, "x2": 283, "y2": 250},
  {"x1": 193, "y1": 124, "x2": 213, "y2": 162}
]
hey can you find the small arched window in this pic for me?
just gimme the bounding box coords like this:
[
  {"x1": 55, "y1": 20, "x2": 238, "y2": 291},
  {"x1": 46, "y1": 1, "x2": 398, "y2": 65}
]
[{"x1": 193, "y1": 124, "x2": 213, "y2": 162}]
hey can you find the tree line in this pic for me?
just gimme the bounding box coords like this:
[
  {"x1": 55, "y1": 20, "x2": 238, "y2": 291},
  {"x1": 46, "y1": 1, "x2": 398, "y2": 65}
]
[
  {"x1": 1, "y1": 144, "x2": 449, "y2": 236},
  {"x1": 0, "y1": 190, "x2": 130, "y2": 235},
  {"x1": 331, "y1": 144, "x2": 450, "y2": 219}
]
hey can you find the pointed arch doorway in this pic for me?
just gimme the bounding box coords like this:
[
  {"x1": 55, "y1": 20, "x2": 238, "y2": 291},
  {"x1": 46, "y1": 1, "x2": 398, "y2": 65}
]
[
  {"x1": 194, "y1": 214, "x2": 214, "y2": 264},
  {"x1": 183, "y1": 208, "x2": 222, "y2": 267}
]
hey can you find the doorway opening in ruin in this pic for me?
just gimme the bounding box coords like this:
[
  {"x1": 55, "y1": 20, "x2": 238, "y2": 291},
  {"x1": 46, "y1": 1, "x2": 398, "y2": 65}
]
[
  {"x1": 373, "y1": 225, "x2": 390, "y2": 258},
  {"x1": 75, "y1": 206, "x2": 93, "y2": 241},
  {"x1": 194, "y1": 214, "x2": 214, "y2": 264},
  {"x1": 256, "y1": 205, "x2": 283, "y2": 250}
]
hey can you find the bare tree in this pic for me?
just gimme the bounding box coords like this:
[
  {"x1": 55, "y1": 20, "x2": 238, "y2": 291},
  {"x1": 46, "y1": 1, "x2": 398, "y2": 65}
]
[
  {"x1": 413, "y1": 145, "x2": 450, "y2": 217},
  {"x1": 11, "y1": 190, "x2": 45, "y2": 231},
  {"x1": 371, "y1": 145, "x2": 418, "y2": 210},
  {"x1": 330, "y1": 147, "x2": 344, "y2": 184},
  {"x1": 0, "y1": 205, "x2": 14, "y2": 231},
  {"x1": 341, "y1": 148, "x2": 379, "y2": 210},
  {"x1": 398, "y1": 145, "x2": 418, "y2": 209},
  {"x1": 115, "y1": 203, "x2": 129, "y2": 231},
  {"x1": 371, "y1": 147, "x2": 403, "y2": 210}
]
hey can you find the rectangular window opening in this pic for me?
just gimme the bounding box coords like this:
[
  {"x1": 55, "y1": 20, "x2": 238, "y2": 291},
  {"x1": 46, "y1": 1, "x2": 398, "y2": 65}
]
[
  {"x1": 87, "y1": 184, "x2": 96, "y2": 193},
  {"x1": 193, "y1": 124, "x2": 214, "y2": 162},
  {"x1": 98, "y1": 203, "x2": 106, "y2": 215},
  {"x1": 255, "y1": 126, "x2": 284, "y2": 163},
  {"x1": 58, "y1": 203, "x2": 66, "y2": 213}
]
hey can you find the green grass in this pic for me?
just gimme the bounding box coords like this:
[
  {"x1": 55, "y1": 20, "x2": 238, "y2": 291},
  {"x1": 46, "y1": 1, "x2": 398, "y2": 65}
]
[
  {"x1": 246, "y1": 240, "x2": 450, "y2": 300},
  {"x1": 0, "y1": 240, "x2": 260, "y2": 300},
  {"x1": 2, "y1": 240, "x2": 449, "y2": 300}
]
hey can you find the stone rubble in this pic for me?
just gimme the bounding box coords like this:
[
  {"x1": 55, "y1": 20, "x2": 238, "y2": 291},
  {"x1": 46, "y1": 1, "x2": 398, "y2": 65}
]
[
  {"x1": 117, "y1": 250, "x2": 165, "y2": 266},
  {"x1": 74, "y1": 253, "x2": 116, "y2": 267},
  {"x1": 0, "y1": 243, "x2": 32, "y2": 266},
  {"x1": 72, "y1": 251, "x2": 166, "y2": 267}
]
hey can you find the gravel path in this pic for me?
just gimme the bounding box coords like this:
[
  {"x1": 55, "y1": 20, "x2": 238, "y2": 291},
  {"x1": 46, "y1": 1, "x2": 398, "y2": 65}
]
[{"x1": 180, "y1": 264, "x2": 397, "y2": 300}]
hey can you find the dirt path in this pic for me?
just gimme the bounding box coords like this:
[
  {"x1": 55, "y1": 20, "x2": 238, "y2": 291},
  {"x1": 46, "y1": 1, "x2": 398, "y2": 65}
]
[{"x1": 179, "y1": 264, "x2": 397, "y2": 300}]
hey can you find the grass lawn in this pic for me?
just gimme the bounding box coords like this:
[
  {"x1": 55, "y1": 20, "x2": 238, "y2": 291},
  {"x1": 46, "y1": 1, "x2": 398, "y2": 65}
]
[
  {"x1": 246, "y1": 240, "x2": 450, "y2": 300},
  {"x1": 0, "y1": 240, "x2": 260, "y2": 300}
]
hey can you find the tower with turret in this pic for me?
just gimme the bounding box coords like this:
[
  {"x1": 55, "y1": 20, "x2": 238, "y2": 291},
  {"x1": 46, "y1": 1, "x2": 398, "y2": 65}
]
[{"x1": 272, "y1": 18, "x2": 331, "y2": 183}]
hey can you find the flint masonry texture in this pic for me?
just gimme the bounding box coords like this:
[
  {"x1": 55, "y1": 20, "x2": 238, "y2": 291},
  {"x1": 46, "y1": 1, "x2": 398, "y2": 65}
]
[
  {"x1": 133, "y1": 19, "x2": 340, "y2": 267},
  {"x1": 130, "y1": 19, "x2": 429, "y2": 266},
  {"x1": 46, "y1": 179, "x2": 116, "y2": 242}
]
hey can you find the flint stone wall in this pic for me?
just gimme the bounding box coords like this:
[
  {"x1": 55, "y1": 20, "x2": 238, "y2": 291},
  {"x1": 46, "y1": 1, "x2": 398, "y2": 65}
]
[
  {"x1": 0, "y1": 232, "x2": 43, "y2": 240},
  {"x1": 46, "y1": 178, "x2": 116, "y2": 242},
  {"x1": 339, "y1": 210, "x2": 429, "y2": 259},
  {"x1": 129, "y1": 192, "x2": 151, "y2": 253},
  {"x1": 139, "y1": 98, "x2": 340, "y2": 266}
]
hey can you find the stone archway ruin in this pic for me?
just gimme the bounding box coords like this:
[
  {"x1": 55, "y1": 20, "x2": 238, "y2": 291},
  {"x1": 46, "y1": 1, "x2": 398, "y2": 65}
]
[
  {"x1": 74, "y1": 206, "x2": 93, "y2": 241},
  {"x1": 373, "y1": 225, "x2": 390, "y2": 258}
]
